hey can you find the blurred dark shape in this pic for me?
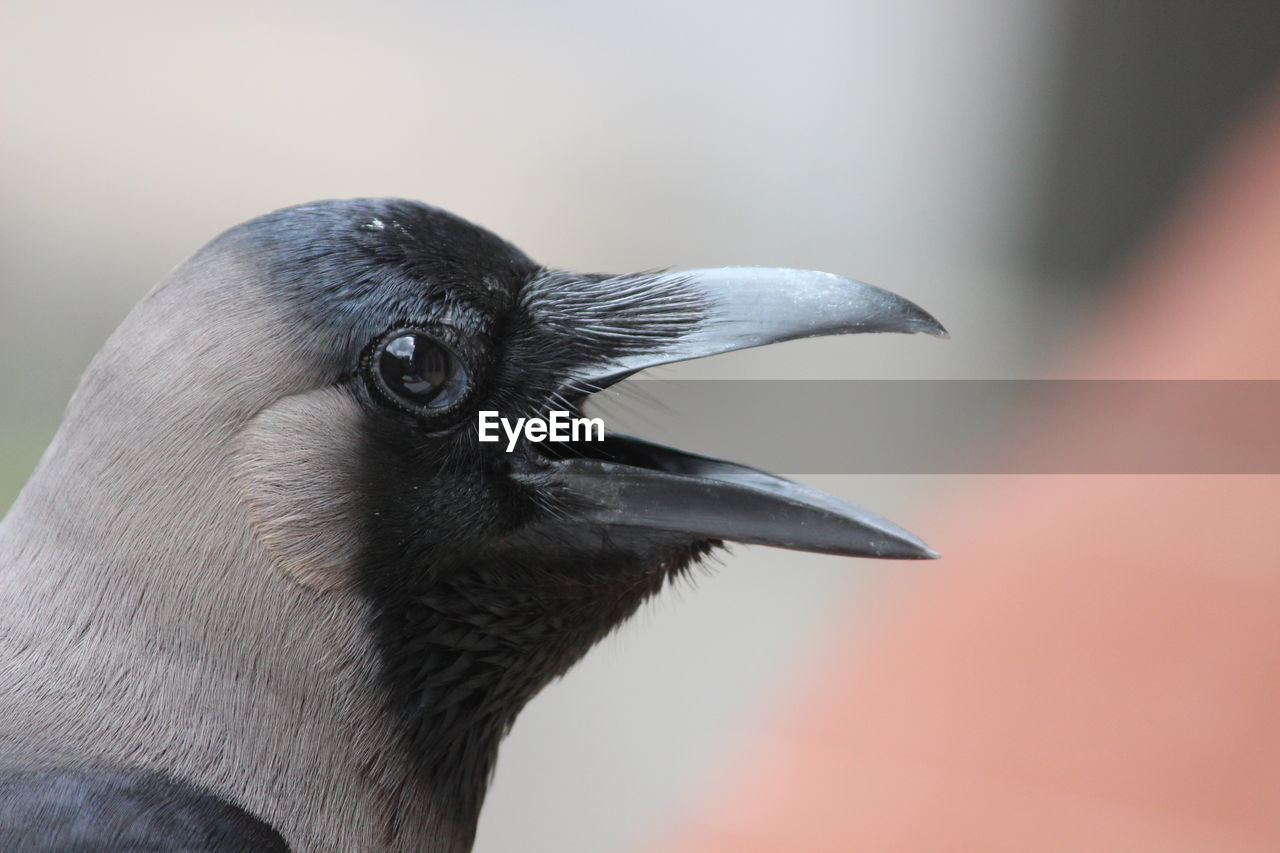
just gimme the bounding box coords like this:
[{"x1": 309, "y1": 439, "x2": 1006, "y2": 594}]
[{"x1": 1032, "y1": 0, "x2": 1280, "y2": 280}]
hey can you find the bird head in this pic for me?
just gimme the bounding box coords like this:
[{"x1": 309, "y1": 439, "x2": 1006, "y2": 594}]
[{"x1": 12, "y1": 198, "x2": 944, "y2": 843}]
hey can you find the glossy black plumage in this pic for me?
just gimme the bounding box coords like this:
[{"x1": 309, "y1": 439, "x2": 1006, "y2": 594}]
[{"x1": 0, "y1": 768, "x2": 289, "y2": 851}]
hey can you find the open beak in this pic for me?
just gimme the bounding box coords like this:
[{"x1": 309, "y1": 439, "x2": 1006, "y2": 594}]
[{"x1": 530, "y1": 267, "x2": 945, "y2": 560}]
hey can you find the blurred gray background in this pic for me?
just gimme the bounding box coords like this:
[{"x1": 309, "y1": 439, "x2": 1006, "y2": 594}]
[{"x1": 2, "y1": 1, "x2": 1277, "y2": 850}]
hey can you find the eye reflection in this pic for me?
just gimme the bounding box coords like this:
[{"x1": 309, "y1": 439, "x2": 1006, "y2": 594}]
[{"x1": 377, "y1": 333, "x2": 469, "y2": 409}]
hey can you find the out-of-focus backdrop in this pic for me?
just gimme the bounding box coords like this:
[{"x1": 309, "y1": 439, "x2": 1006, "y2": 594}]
[{"x1": 2, "y1": 2, "x2": 1278, "y2": 851}]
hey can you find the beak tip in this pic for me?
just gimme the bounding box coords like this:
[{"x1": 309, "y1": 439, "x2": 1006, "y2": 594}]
[
  {"x1": 902, "y1": 306, "x2": 948, "y2": 339},
  {"x1": 876, "y1": 529, "x2": 940, "y2": 560},
  {"x1": 890, "y1": 542, "x2": 941, "y2": 560},
  {"x1": 871, "y1": 286, "x2": 946, "y2": 339}
]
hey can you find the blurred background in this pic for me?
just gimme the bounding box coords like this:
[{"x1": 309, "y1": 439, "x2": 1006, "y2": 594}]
[{"x1": 3, "y1": 2, "x2": 1279, "y2": 851}]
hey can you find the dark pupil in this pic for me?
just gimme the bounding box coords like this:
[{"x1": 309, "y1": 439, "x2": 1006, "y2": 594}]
[{"x1": 379, "y1": 334, "x2": 458, "y2": 405}]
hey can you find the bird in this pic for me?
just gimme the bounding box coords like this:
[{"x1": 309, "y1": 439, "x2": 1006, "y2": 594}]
[{"x1": 0, "y1": 199, "x2": 945, "y2": 852}]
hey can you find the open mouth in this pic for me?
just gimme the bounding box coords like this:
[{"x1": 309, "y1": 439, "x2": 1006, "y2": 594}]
[
  {"x1": 523, "y1": 267, "x2": 946, "y2": 561},
  {"x1": 545, "y1": 431, "x2": 939, "y2": 559}
]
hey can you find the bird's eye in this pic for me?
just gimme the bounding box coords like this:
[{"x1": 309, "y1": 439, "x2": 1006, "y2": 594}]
[{"x1": 374, "y1": 331, "x2": 470, "y2": 411}]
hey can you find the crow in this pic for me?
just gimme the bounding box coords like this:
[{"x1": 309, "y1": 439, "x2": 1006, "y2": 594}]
[{"x1": 0, "y1": 199, "x2": 943, "y2": 852}]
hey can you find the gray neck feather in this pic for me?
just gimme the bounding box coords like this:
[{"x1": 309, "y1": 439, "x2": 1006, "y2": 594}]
[{"x1": 0, "y1": 250, "x2": 469, "y2": 852}]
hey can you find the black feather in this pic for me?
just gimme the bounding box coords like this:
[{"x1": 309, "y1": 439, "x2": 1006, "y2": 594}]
[{"x1": 0, "y1": 767, "x2": 289, "y2": 852}]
